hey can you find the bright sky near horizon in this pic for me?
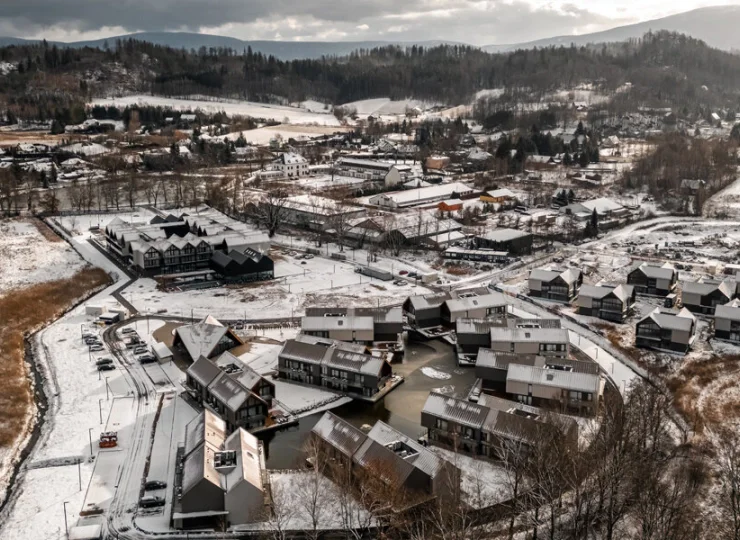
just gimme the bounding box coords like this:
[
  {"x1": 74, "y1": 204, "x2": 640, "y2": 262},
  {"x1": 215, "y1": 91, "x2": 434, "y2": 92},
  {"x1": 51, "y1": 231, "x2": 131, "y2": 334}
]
[{"x1": 0, "y1": 0, "x2": 735, "y2": 45}]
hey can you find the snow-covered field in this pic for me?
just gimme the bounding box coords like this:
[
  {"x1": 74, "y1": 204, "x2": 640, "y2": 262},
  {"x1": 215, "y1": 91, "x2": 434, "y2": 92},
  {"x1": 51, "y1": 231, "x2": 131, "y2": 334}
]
[
  {"x1": 90, "y1": 95, "x2": 341, "y2": 126},
  {"x1": 429, "y1": 447, "x2": 509, "y2": 508},
  {"x1": 0, "y1": 220, "x2": 88, "y2": 296},
  {"x1": 124, "y1": 252, "x2": 428, "y2": 320},
  {"x1": 215, "y1": 124, "x2": 350, "y2": 145}
]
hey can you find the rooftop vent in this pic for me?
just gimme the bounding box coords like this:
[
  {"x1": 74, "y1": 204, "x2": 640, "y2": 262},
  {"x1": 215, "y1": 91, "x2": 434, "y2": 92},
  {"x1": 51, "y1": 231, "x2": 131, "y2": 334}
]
[{"x1": 214, "y1": 450, "x2": 237, "y2": 469}]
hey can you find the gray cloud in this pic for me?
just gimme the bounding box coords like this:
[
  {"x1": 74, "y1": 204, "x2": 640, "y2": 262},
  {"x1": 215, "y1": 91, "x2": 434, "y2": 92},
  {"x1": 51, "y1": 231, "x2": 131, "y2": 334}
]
[{"x1": 0, "y1": 0, "x2": 638, "y2": 44}]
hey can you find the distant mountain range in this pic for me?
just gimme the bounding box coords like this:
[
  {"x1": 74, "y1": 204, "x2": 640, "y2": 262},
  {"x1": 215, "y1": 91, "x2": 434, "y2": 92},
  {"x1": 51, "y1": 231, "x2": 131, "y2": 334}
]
[
  {"x1": 482, "y1": 6, "x2": 740, "y2": 53},
  {"x1": 1, "y1": 5, "x2": 739, "y2": 60},
  {"x1": 0, "y1": 33, "x2": 461, "y2": 61}
]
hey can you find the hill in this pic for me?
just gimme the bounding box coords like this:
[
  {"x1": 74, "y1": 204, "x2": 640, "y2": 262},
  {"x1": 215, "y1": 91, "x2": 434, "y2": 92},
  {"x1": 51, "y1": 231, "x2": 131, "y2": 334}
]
[
  {"x1": 484, "y1": 6, "x2": 740, "y2": 53},
  {"x1": 0, "y1": 32, "x2": 462, "y2": 61}
]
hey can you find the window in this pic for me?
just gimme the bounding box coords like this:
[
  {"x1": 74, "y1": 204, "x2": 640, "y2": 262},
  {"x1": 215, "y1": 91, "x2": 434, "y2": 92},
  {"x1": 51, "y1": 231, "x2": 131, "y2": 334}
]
[{"x1": 435, "y1": 418, "x2": 448, "y2": 430}]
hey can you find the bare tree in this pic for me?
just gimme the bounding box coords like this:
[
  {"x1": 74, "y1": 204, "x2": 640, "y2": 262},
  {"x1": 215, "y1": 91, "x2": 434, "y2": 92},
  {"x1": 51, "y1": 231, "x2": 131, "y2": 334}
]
[
  {"x1": 264, "y1": 479, "x2": 295, "y2": 540},
  {"x1": 256, "y1": 188, "x2": 290, "y2": 238}
]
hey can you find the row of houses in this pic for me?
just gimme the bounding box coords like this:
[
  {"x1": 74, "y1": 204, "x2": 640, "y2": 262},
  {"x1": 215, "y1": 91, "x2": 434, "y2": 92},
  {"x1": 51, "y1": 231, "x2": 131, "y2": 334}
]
[
  {"x1": 176, "y1": 410, "x2": 266, "y2": 529},
  {"x1": 403, "y1": 289, "x2": 508, "y2": 329},
  {"x1": 277, "y1": 334, "x2": 393, "y2": 400},
  {"x1": 185, "y1": 353, "x2": 275, "y2": 432},
  {"x1": 302, "y1": 306, "x2": 403, "y2": 344},
  {"x1": 105, "y1": 208, "x2": 272, "y2": 278},
  {"x1": 421, "y1": 392, "x2": 578, "y2": 458}
]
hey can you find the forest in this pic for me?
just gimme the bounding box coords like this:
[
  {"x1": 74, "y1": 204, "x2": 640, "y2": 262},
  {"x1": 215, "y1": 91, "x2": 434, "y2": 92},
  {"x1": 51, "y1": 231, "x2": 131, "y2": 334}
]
[{"x1": 2, "y1": 32, "x2": 740, "y2": 124}]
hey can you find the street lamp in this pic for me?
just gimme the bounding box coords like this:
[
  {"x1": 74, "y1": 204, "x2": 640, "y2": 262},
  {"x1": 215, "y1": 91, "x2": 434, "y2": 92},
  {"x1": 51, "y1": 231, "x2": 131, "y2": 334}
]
[
  {"x1": 98, "y1": 399, "x2": 104, "y2": 425},
  {"x1": 62, "y1": 501, "x2": 69, "y2": 538},
  {"x1": 105, "y1": 377, "x2": 110, "y2": 401},
  {"x1": 88, "y1": 427, "x2": 94, "y2": 456}
]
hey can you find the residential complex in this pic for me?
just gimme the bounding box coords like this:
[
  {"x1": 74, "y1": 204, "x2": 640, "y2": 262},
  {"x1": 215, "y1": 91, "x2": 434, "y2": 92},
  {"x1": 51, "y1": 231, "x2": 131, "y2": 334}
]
[
  {"x1": 528, "y1": 267, "x2": 583, "y2": 303},
  {"x1": 576, "y1": 284, "x2": 636, "y2": 322},
  {"x1": 635, "y1": 307, "x2": 697, "y2": 354}
]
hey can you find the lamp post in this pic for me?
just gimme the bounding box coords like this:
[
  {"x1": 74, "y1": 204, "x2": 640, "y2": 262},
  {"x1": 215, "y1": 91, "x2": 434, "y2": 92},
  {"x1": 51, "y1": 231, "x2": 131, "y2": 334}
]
[
  {"x1": 62, "y1": 501, "x2": 69, "y2": 538},
  {"x1": 88, "y1": 427, "x2": 94, "y2": 456},
  {"x1": 105, "y1": 377, "x2": 110, "y2": 400},
  {"x1": 98, "y1": 399, "x2": 103, "y2": 425}
]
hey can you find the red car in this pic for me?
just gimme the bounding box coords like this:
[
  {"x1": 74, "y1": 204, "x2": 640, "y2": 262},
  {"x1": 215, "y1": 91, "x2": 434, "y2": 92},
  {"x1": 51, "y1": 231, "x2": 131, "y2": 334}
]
[{"x1": 398, "y1": 270, "x2": 408, "y2": 276}]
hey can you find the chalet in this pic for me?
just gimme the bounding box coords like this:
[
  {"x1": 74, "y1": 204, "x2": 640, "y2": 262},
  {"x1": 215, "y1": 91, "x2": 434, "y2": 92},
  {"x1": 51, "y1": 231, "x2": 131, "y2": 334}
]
[
  {"x1": 277, "y1": 335, "x2": 393, "y2": 399},
  {"x1": 489, "y1": 327, "x2": 569, "y2": 359},
  {"x1": 303, "y1": 306, "x2": 403, "y2": 343},
  {"x1": 681, "y1": 278, "x2": 736, "y2": 316},
  {"x1": 185, "y1": 353, "x2": 274, "y2": 431},
  {"x1": 576, "y1": 284, "x2": 636, "y2": 322},
  {"x1": 627, "y1": 262, "x2": 678, "y2": 296},
  {"x1": 438, "y1": 199, "x2": 463, "y2": 212},
  {"x1": 528, "y1": 267, "x2": 583, "y2": 303},
  {"x1": 473, "y1": 229, "x2": 533, "y2": 255},
  {"x1": 635, "y1": 307, "x2": 697, "y2": 354},
  {"x1": 173, "y1": 315, "x2": 244, "y2": 363},
  {"x1": 177, "y1": 410, "x2": 265, "y2": 529},
  {"x1": 421, "y1": 392, "x2": 578, "y2": 458},
  {"x1": 311, "y1": 412, "x2": 460, "y2": 502},
  {"x1": 714, "y1": 299, "x2": 740, "y2": 344}
]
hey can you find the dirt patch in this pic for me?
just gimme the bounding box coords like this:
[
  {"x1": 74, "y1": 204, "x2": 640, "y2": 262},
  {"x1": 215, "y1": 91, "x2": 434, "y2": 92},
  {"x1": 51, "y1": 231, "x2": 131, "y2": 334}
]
[
  {"x1": 0, "y1": 267, "x2": 110, "y2": 447},
  {"x1": 444, "y1": 265, "x2": 476, "y2": 276},
  {"x1": 27, "y1": 218, "x2": 63, "y2": 243},
  {"x1": 152, "y1": 321, "x2": 183, "y2": 347}
]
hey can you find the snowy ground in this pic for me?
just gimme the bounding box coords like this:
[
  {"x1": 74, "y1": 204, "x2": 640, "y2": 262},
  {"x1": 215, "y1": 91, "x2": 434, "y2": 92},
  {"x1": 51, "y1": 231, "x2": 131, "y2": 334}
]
[
  {"x1": 90, "y1": 95, "x2": 341, "y2": 126},
  {"x1": 0, "y1": 220, "x2": 88, "y2": 296},
  {"x1": 216, "y1": 124, "x2": 351, "y2": 145},
  {"x1": 124, "y1": 252, "x2": 429, "y2": 320},
  {"x1": 429, "y1": 447, "x2": 509, "y2": 508},
  {"x1": 54, "y1": 210, "x2": 160, "y2": 239}
]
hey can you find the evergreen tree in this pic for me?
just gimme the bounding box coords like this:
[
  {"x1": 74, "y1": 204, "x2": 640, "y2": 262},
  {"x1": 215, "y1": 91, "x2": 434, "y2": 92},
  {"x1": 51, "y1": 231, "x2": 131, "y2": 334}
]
[
  {"x1": 563, "y1": 152, "x2": 573, "y2": 166},
  {"x1": 590, "y1": 208, "x2": 599, "y2": 236},
  {"x1": 578, "y1": 151, "x2": 589, "y2": 168}
]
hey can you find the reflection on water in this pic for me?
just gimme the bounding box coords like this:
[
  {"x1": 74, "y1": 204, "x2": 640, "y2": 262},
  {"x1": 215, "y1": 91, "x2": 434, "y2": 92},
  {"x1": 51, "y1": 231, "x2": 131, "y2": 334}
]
[{"x1": 259, "y1": 339, "x2": 478, "y2": 469}]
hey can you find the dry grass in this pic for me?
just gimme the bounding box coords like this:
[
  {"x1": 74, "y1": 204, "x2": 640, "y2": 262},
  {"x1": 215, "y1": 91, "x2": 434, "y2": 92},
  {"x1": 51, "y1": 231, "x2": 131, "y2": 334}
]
[
  {"x1": 0, "y1": 267, "x2": 111, "y2": 447},
  {"x1": 28, "y1": 218, "x2": 63, "y2": 243},
  {"x1": 444, "y1": 265, "x2": 476, "y2": 276}
]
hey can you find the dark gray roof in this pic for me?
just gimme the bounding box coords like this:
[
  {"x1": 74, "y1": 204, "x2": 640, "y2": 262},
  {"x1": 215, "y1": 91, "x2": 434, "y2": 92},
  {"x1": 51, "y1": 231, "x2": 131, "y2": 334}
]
[
  {"x1": 444, "y1": 292, "x2": 508, "y2": 314},
  {"x1": 491, "y1": 327, "x2": 569, "y2": 344},
  {"x1": 366, "y1": 421, "x2": 445, "y2": 479},
  {"x1": 422, "y1": 392, "x2": 490, "y2": 429},
  {"x1": 476, "y1": 349, "x2": 540, "y2": 370},
  {"x1": 407, "y1": 292, "x2": 452, "y2": 311},
  {"x1": 506, "y1": 318, "x2": 562, "y2": 329},
  {"x1": 311, "y1": 412, "x2": 366, "y2": 457},
  {"x1": 507, "y1": 364, "x2": 600, "y2": 393},
  {"x1": 187, "y1": 355, "x2": 223, "y2": 388}
]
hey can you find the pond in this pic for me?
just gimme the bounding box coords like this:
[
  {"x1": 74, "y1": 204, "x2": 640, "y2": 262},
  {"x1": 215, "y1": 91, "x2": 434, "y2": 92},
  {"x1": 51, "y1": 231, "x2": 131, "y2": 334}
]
[{"x1": 259, "y1": 338, "x2": 478, "y2": 469}]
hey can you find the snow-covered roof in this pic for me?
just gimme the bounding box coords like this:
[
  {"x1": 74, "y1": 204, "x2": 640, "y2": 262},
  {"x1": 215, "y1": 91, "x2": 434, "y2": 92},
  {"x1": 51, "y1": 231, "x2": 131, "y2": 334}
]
[
  {"x1": 176, "y1": 315, "x2": 235, "y2": 360},
  {"x1": 716, "y1": 299, "x2": 740, "y2": 322},
  {"x1": 223, "y1": 428, "x2": 263, "y2": 494},
  {"x1": 312, "y1": 411, "x2": 366, "y2": 457},
  {"x1": 639, "y1": 307, "x2": 695, "y2": 332},
  {"x1": 456, "y1": 318, "x2": 507, "y2": 335},
  {"x1": 406, "y1": 292, "x2": 452, "y2": 311},
  {"x1": 274, "y1": 152, "x2": 307, "y2": 165},
  {"x1": 475, "y1": 349, "x2": 540, "y2": 370},
  {"x1": 444, "y1": 292, "x2": 508, "y2": 314},
  {"x1": 578, "y1": 284, "x2": 634, "y2": 303},
  {"x1": 302, "y1": 315, "x2": 375, "y2": 332},
  {"x1": 422, "y1": 392, "x2": 491, "y2": 429},
  {"x1": 478, "y1": 228, "x2": 531, "y2": 243},
  {"x1": 507, "y1": 364, "x2": 600, "y2": 393},
  {"x1": 629, "y1": 262, "x2": 676, "y2": 281},
  {"x1": 490, "y1": 327, "x2": 569, "y2": 344},
  {"x1": 187, "y1": 355, "x2": 223, "y2": 388},
  {"x1": 484, "y1": 188, "x2": 515, "y2": 198},
  {"x1": 371, "y1": 182, "x2": 474, "y2": 206},
  {"x1": 682, "y1": 278, "x2": 734, "y2": 299},
  {"x1": 337, "y1": 157, "x2": 396, "y2": 172}
]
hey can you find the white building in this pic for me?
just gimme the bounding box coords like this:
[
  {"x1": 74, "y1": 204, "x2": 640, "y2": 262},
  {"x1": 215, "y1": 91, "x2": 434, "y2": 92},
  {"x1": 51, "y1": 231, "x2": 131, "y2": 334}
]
[
  {"x1": 272, "y1": 152, "x2": 309, "y2": 178},
  {"x1": 368, "y1": 182, "x2": 475, "y2": 210},
  {"x1": 335, "y1": 158, "x2": 403, "y2": 187}
]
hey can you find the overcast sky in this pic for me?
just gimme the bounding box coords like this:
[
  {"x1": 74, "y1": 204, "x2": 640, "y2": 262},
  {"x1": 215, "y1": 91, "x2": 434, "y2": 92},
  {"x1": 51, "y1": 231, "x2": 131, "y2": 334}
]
[{"x1": 0, "y1": 0, "x2": 734, "y2": 45}]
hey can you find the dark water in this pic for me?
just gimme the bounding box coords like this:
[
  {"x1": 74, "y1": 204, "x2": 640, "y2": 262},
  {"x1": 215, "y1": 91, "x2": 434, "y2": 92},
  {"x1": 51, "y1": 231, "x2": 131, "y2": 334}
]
[{"x1": 259, "y1": 339, "x2": 478, "y2": 469}]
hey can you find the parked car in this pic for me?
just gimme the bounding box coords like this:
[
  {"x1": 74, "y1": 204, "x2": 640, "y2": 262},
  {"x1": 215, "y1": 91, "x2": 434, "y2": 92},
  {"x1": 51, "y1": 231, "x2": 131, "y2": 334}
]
[
  {"x1": 139, "y1": 495, "x2": 165, "y2": 508},
  {"x1": 89, "y1": 345, "x2": 105, "y2": 352},
  {"x1": 144, "y1": 480, "x2": 167, "y2": 491},
  {"x1": 138, "y1": 355, "x2": 156, "y2": 364},
  {"x1": 407, "y1": 272, "x2": 418, "y2": 278},
  {"x1": 95, "y1": 358, "x2": 113, "y2": 366},
  {"x1": 398, "y1": 270, "x2": 408, "y2": 276},
  {"x1": 120, "y1": 328, "x2": 136, "y2": 335},
  {"x1": 393, "y1": 279, "x2": 406, "y2": 286},
  {"x1": 133, "y1": 347, "x2": 148, "y2": 355},
  {"x1": 125, "y1": 339, "x2": 140, "y2": 349},
  {"x1": 304, "y1": 254, "x2": 314, "y2": 259},
  {"x1": 97, "y1": 363, "x2": 116, "y2": 371},
  {"x1": 85, "y1": 337, "x2": 101, "y2": 344}
]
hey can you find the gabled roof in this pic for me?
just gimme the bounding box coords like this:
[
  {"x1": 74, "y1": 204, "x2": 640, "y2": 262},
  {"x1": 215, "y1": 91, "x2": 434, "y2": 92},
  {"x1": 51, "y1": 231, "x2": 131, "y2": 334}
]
[
  {"x1": 490, "y1": 327, "x2": 569, "y2": 344},
  {"x1": 187, "y1": 355, "x2": 223, "y2": 388},
  {"x1": 476, "y1": 349, "x2": 540, "y2": 370},
  {"x1": 716, "y1": 299, "x2": 740, "y2": 322},
  {"x1": 638, "y1": 307, "x2": 695, "y2": 332},
  {"x1": 456, "y1": 318, "x2": 508, "y2": 335},
  {"x1": 478, "y1": 228, "x2": 531, "y2": 243},
  {"x1": 444, "y1": 292, "x2": 508, "y2": 314},
  {"x1": 578, "y1": 284, "x2": 634, "y2": 304},
  {"x1": 311, "y1": 411, "x2": 366, "y2": 457},
  {"x1": 365, "y1": 421, "x2": 445, "y2": 479},
  {"x1": 682, "y1": 278, "x2": 734, "y2": 299},
  {"x1": 629, "y1": 262, "x2": 676, "y2": 280},
  {"x1": 507, "y1": 364, "x2": 600, "y2": 393},
  {"x1": 530, "y1": 267, "x2": 582, "y2": 285},
  {"x1": 422, "y1": 392, "x2": 490, "y2": 429},
  {"x1": 406, "y1": 292, "x2": 452, "y2": 311},
  {"x1": 223, "y1": 429, "x2": 263, "y2": 493},
  {"x1": 176, "y1": 315, "x2": 236, "y2": 360}
]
